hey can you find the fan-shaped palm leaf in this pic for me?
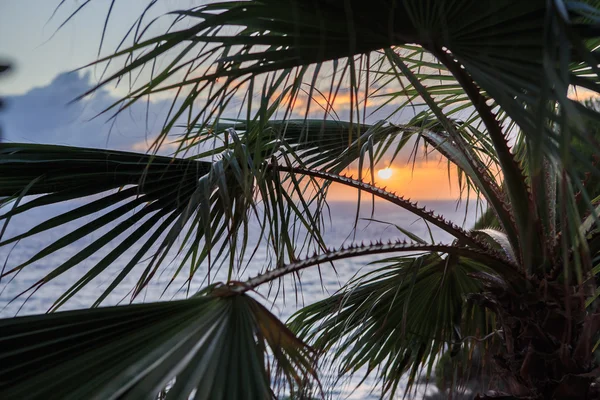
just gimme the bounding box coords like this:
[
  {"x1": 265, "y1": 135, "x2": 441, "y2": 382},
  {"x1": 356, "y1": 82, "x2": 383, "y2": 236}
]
[
  {"x1": 288, "y1": 252, "x2": 492, "y2": 398},
  {"x1": 0, "y1": 143, "x2": 260, "y2": 307},
  {"x1": 0, "y1": 289, "x2": 316, "y2": 400}
]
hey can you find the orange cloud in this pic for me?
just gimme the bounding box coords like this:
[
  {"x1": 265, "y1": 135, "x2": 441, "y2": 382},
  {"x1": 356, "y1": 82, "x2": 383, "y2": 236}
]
[{"x1": 266, "y1": 86, "x2": 391, "y2": 118}]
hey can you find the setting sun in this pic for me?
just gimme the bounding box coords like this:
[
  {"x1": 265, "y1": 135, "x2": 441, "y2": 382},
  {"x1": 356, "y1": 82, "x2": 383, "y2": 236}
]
[{"x1": 377, "y1": 167, "x2": 393, "y2": 180}]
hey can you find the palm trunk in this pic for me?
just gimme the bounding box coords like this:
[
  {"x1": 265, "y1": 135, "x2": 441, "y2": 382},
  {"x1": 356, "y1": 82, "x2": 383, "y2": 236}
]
[{"x1": 472, "y1": 281, "x2": 600, "y2": 399}]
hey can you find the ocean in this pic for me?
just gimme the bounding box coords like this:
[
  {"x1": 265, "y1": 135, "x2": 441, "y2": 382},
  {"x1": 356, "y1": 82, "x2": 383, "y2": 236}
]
[{"x1": 0, "y1": 198, "x2": 481, "y2": 399}]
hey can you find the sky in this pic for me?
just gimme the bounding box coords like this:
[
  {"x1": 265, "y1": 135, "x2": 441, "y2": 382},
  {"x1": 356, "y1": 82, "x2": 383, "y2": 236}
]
[
  {"x1": 0, "y1": 1, "x2": 203, "y2": 95},
  {"x1": 0, "y1": 0, "x2": 466, "y2": 200}
]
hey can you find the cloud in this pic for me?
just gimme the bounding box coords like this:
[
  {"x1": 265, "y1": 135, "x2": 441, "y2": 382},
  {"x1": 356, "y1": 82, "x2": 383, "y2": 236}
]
[
  {"x1": 0, "y1": 71, "x2": 173, "y2": 151},
  {"x1": 0, "y1": 70, "x2": 425, "y2": 159}
]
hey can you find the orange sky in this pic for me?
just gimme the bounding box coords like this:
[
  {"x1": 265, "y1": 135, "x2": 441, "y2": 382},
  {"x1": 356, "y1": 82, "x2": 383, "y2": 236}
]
[{"x1": 326, "y1": 160, "x2": 469, "y2": 201}]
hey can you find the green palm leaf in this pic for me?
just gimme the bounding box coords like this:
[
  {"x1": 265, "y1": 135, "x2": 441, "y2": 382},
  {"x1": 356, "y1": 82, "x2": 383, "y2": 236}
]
[
  {"x1": 0, "y1": 144, "x2": 254, "y2": 307},
  {"x1": 0, "y1": 290, "x2": 316, "y2": 400},
  {"x1": 287, "y1": 252, "x2": 494, "y2": 398},
  {"x1": 195, "y1": 119, "x2": 408, "y2": 174}
]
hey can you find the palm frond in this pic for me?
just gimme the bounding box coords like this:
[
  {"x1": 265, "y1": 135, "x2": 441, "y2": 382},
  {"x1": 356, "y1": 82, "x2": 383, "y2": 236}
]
[
  {"x1": 192, "y1": 119, "x2": 409, "y2": 174},
  {"x1": 0, "y1": 143, "x2": 210, "y2": 199},
  {"x1": 0, "y1": 291, "x2": 316, "y2": 399},
  {"x1": 0, "y1": 143, "x2": 260, "y2": 308},
  {"x1": 288, "y1": 252, "x2": 495, "y2": 398}
]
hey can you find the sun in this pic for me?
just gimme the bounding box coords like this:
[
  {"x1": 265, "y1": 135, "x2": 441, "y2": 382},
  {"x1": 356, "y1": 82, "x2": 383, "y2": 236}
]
[{"x1": 377, "y1": 167, "x2": 393, "y2": 180}]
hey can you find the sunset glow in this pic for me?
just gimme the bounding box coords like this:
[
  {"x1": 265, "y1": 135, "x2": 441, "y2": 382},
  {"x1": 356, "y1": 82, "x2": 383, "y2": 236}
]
[
  {"x1": 324, "y1": 161, "x2": 475, "y2": 201},
  {"x1": 377, "y1": 167, "x2": 393, "y2": 180}
]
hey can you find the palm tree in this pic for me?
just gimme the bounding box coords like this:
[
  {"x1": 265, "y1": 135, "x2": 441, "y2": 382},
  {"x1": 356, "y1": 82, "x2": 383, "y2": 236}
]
[{"x1": 1, "y1": 1, "x2": 600, "y2": 398}]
